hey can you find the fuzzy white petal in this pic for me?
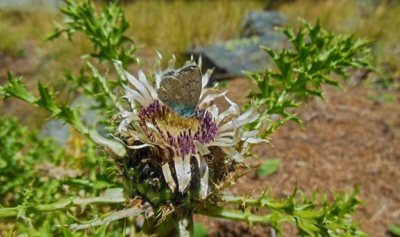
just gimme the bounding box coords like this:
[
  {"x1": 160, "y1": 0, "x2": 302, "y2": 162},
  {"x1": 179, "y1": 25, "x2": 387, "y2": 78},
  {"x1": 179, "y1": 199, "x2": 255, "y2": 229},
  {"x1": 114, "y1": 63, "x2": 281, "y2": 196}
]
[
  {"x1": 215, "y1": 130, "x2": 235, "y2": 139},
  {"x1": 168, "y1": 55, "x2": 176, "y2": 70},
  {"x1": 126, "y1": 143, "x2": 155, "y2": 149},
  {"x1": 198, "y1": 56, "x2": 202, "y2": 70},
  {"x1": 218, "y1": 119, "x2": 239, "y2": 134},
  {"x1": 243, "y1": 130, "x2": 258, "y2": 138},
  {"x1": 89, "y1": 129, "x2": 126, "y2": 157},
  {"x1": 194, "y1": 141, "x2": 211, "y2": 156},
  {"x1": 199, "y1": 155, "x2": 209, "y2": 199},
  {"x1": 201, "y1": 68, "x2": 213, "y2": 88},
  {"x1": 162, "y1": 163, "x2": 176, "y2": 192},
  {"x1": 208, "y1": 139, "x2": 234, "y2": 147},
  {"x1": 199, "y1": 87, "x2": 213, "y2": 100},
  {"x1": 237, "y1": 100, "x2": 258, "y2": 126},
  {"x1": 220, "y1": 146, "x2": 244, "y2": 163},
  {"x1": 216, "y1": 96, "x2": 240, "y2": 125},
  {"x1": 233, "y1": 127, "x2": 244, "y2": 144},
  {"x1": 199, "y1": 91, "x2": 227, "y2": 107},
  {"x1": 244, "y1": 137, "x2": 268, "y2": 144},
  {"x1": 207, "y1": 105, "x2": 219, "y2": 119},
  {"x1": 154, "y1": 58, "x2": 162, "y2": 89},
  {"x1": 223, "y1": 95, "x2": 240, "y2": 114},
  {"x1": 116, "y1": 111, "x2": 139, "y2": 133},
  {"x1": 123, "y1": 84, "x2": 148, "y2": 106},
  {"x1": 174, "y1": 155, "x2": 191, "y2": 193},
  {"x1": 125, "y1": 71, "x2": 153, "y2": 104},
  {"x1": 138, "y1": 70, "x2": 157, "y2": 99}
]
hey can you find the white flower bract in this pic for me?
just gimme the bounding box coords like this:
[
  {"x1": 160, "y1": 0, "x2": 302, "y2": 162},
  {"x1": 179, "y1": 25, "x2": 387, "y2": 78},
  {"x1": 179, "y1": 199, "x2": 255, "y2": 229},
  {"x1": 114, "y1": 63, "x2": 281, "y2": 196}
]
[{"x1": 112, "y1": 55, "x2": 266, "y2": 199}]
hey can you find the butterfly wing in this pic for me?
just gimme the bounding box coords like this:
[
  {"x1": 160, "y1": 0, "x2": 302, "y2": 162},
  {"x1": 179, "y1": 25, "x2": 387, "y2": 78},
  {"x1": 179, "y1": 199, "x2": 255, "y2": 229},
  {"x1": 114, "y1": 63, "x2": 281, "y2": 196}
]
[
  {"x1": 175, "y1": 65, "x2": 202, "y2": 108},
  {"x1": 157, "y1": 65, "x2": 202, "y2": 117}
]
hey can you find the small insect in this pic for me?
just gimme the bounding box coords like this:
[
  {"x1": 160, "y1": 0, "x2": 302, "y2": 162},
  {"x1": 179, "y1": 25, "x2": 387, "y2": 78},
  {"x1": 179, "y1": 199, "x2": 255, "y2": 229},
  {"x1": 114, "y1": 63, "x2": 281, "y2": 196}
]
[{"x1": 157, "y1": 64, "x2": 202, "y2": 118}]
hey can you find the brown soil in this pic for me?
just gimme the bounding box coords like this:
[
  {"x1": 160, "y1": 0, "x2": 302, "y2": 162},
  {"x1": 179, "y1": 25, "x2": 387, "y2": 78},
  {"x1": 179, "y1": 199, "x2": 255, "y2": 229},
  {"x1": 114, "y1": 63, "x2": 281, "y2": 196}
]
[{"x1": 194, "y1": 77, "x2": 400, "y2": 237}]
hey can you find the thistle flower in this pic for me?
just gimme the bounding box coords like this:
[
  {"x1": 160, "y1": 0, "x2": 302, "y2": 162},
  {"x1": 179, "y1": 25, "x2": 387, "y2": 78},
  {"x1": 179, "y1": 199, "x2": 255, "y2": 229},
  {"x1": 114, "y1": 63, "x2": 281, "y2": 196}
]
[{"x1": 112, "y1": 55, "x2": 265, "y2": 204}]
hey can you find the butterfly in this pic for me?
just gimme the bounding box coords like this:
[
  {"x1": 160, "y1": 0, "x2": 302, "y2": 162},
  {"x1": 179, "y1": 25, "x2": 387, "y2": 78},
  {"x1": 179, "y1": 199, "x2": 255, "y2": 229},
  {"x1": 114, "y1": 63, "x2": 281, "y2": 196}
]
[{"x1": 157, "y1": 64, "x2": 202, "y2": 118}]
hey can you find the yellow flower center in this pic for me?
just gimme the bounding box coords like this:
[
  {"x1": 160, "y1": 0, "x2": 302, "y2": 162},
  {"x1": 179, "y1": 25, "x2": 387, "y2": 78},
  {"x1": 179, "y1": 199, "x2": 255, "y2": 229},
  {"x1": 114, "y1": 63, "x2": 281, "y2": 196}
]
[{"x1": 155, "y1": 112, "x2": 200, "y2": 138}]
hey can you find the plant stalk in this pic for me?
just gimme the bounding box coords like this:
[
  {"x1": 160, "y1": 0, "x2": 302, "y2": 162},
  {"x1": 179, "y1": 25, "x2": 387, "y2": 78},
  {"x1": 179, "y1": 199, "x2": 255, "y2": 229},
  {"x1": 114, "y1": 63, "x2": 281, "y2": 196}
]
[{"x1": 175, "y1": 211, "x2": 194, "y2": 237}]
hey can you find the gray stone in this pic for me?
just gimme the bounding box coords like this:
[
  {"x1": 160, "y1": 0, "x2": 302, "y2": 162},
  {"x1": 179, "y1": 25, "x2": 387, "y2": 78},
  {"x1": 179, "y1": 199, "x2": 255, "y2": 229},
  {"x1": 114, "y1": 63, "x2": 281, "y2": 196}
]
[
  {"x1": 186, "y1": 11, "x2": 288, "y2": 80},
  {"x1": 240, "y1": 11, "x2": 286, "y2": 37},
  {"x1": 187, "y1": 33, "x2": 288, "y2": 80}
]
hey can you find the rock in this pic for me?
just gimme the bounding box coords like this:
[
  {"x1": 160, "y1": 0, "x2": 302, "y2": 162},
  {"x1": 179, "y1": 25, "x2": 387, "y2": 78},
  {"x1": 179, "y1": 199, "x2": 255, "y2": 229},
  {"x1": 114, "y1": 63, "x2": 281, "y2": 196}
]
[
  {"x1": 240, "y1": 11, "x2": 286, "y2": 37},
  {"x1": 186, "y1": 11, "x2": 288, "y2": 80},
  {"x1": 187, "y1": 33, "x2": 288, "y2": 80}
]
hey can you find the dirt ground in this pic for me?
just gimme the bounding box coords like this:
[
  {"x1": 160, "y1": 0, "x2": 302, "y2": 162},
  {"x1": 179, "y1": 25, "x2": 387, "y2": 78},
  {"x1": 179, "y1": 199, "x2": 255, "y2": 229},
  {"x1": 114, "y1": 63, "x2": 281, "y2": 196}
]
[{"x1": 194, "y1": 76, "x2": 400, "y2": 237}]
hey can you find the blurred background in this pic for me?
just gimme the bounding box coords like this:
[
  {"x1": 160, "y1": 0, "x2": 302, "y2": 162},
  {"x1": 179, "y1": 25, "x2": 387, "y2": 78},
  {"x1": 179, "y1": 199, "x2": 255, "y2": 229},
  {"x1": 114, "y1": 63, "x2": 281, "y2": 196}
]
[
  {"x1": 0, "y1": 0, "x2": 399, "y2": 236},
  {"x1": 1, "y1": 0, "x2": 399, "y2": 127}
]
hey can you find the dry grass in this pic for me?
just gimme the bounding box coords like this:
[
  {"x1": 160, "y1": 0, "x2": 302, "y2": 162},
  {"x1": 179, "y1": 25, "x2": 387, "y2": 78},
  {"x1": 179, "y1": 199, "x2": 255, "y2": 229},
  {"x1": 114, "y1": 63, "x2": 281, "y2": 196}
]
[
  {"x1": 0, "y1": 8, "x2": 92, "y2": 82},
  {"x1": 125, "y1": 0, "x2": 265, "y2": 62},
  {"x1": 2, "y1": 0, "x2": 399, "y2": 126},
  {"x1": 0, "y1": 1, "x2": 265, "y2": 127},
  {"x1": 0, "y1": 10, "x2": 29, "y2": 57}
]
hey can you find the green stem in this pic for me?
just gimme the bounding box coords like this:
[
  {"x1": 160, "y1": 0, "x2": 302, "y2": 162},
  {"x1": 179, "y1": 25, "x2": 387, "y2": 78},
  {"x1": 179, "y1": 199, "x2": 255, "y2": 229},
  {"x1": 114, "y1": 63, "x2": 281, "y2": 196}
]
[
  {"x1": 198, "y1": 203, "x2": 272, "y2": 225},
  {"x1": 0, "y1": 188, "x2": 126, "y2": 218},
  {"x1": 175, "y1": 211, "x2": 194, "y2": 237}
]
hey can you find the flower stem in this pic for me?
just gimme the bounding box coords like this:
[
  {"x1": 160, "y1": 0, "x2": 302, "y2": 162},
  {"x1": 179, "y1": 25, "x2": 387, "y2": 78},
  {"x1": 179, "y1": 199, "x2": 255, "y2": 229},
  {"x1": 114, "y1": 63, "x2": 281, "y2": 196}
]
[
  {"x1": 199, "y1": 203, "x2": 272, "y2": 224},
  {"x1": 175, "y1": 211, "x2": 194, "y2": 237}
]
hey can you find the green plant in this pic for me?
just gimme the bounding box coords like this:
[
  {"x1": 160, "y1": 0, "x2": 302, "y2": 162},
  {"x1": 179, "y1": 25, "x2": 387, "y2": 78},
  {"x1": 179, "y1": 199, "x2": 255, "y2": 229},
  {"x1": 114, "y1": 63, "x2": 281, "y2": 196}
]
[
  {"x1": 279, "y1": 0, "x2": 400, "y2": 89},
  {"x1": 0, "y1": 1, "x2": 373, "y2": 236},
  {"x1": 0, "y1": 117, "x2": 123, "y2": 236},
  {"x1": 389, "y1": 224, "x2": 400, "y2": 237},
  {"x1": 257, "y1": 158, "x2": 280, "y2": 176}
]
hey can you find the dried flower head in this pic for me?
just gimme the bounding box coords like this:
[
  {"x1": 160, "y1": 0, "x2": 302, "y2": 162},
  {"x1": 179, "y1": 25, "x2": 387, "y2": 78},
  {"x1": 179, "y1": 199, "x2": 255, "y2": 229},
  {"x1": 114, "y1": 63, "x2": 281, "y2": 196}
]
[{"x1": 112, "y1": 55, "x2": 265, "y2": 204}]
